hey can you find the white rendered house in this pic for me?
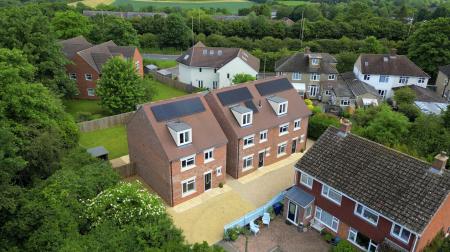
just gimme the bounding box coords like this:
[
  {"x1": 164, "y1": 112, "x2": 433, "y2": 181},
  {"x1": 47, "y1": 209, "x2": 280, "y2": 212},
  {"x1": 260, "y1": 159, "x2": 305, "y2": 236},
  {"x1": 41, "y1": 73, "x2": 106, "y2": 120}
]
[
  {"x1": 176, "y1": 42, "x2": 260, "y2": 89},
  {"x1": 353, "y1": 50, "x2": 430, "y2": 99}
]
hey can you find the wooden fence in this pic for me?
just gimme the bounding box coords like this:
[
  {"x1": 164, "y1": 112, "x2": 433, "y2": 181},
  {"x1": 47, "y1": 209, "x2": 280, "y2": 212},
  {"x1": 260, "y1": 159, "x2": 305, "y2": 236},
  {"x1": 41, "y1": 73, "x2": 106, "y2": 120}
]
[
  {"x1": 152, "y1": 72, "x2": 194, "y2": 93},
  {"x1": 78, "y1": 111, "x2": 134, "y2": 132}
]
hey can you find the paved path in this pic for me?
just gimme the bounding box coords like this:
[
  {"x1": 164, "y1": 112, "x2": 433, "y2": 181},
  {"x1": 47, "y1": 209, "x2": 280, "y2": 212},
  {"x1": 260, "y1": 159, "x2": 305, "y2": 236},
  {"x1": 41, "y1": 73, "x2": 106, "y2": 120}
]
[{"x1": 143, "y1": 53, "x2": 181, "y2": 60}]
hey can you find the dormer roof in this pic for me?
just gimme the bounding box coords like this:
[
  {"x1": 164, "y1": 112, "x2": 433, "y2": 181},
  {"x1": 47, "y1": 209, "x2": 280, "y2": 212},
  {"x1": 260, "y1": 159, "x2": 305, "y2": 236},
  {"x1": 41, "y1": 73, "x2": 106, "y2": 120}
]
[
  {"x1": 275, "y1": 52, "x2": 337, "y2": 74},
  {"x1": 231, "y1": 105, "x2": 252, "y2": 114},
  {"x1": 167, "y1": 121, "x2": 191, "y2": 132},
  {"x1": 267, "y1": 95, "x2": 287, "y2": 104}
]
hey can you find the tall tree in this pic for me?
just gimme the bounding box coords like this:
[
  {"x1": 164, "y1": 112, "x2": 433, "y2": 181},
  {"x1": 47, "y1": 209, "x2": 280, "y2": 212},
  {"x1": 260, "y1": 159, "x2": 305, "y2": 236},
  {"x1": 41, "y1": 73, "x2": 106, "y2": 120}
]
[
  {"x1": 159, "y1": 14, "x2": 191, "y2": 49},
  {"x1": 96, "y1": 57, "x2": 146, "y2": 114},
  {"x1": 51, "y1": 10, "x2": 93, "y2": 39},
  {"x1": 89, "y1": 15, "x2": 139, "y2": 46}
]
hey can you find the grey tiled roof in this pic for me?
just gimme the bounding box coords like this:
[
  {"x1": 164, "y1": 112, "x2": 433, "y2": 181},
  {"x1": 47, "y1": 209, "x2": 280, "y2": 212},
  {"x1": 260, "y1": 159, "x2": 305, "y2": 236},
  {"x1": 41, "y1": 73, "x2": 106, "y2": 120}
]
[
  {"x1": 359, "y1": 54, "x2": 429, "y2": 77},
  {"x1": 296, "y1": 127, "x2": 450, "y2": 233},
  {"x1": 275, "y1": 52, "x2": 338, "y2": 74},
  {"x1": 439, "y1": 64, "x2": 450, "y2": 77},
  {"x1": 341, "y1": 72, "x2": 379, "y2": 97}
]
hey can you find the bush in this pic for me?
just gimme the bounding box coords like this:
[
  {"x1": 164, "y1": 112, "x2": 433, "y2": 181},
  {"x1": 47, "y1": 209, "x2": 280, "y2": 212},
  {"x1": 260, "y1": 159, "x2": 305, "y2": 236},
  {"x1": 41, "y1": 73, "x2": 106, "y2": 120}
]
[
  {"x1": 394, "y1": 87, "x2": 416, "y2": 105},
  {"x1": 320, "y1": 229, "x2": 333, "y2": 243},
  {"x1": 219, "y1": 182, "x2": 223, "y2": 188},
  {"x1": 332, "y1": 240, "x2": 358, "y2": 252},
  {"x1": 224, "y1": 226, "x2": 244, "y2": 241},
  {"x1": 397, "y1": 103, "x2": 421, "y2": 122},
  {"x1": 308, "y1": 113, "x2": 340, "y2": 139}
]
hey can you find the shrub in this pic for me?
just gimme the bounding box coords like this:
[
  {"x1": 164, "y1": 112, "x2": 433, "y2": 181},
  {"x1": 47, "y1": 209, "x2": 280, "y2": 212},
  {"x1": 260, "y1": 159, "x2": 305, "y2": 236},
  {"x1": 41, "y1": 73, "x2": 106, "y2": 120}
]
[
  {"x1": 308, "y1": 112, "x2": 340, "y2": 139},
  {"x1": 332, "y1": 240, "x2": 358, "y2": 252},
  {"x1": 219, "y1": 182, "x2": 223, "y2": 188},
  {"x1": 397, "y1": 103, "x2": 421, "y2": 122},
  {"x1": 224, "y1": 226, "x2": 244, "y2": 241},
  {"x1": 394, "y1": 87, "x2": 416, "y2": 105}
]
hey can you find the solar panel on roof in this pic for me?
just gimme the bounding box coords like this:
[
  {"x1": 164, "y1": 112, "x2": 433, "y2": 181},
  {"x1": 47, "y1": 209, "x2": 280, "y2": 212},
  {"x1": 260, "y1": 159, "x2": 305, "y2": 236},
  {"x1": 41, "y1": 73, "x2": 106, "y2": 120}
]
[
  {"x1": 151, "y1": 97, "x2": 205, "y2": 122},
  {"x1": 244, "y1": 100, "x2": 258, "y2": 113},
  {"x1": 255, "y1": 78, "x2": 293, "y2": 96},
  {"x1": 217, "y1": 87, "x2": 253, "y2": 106}
]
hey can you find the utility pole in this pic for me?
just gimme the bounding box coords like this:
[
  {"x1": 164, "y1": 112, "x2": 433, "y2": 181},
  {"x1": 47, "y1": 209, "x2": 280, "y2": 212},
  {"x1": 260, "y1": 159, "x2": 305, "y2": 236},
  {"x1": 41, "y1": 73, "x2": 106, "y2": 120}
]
[
  {"x1": 407, "y1": 13, "x2": 414, "y2": 37},
  {"x1": 300, "y1": 10, "x2": 305, "y2": 48}
]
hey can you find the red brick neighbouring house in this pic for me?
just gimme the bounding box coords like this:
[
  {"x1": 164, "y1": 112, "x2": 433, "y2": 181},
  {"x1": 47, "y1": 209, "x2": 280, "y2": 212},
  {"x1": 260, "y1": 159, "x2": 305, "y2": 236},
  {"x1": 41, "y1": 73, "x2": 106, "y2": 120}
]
[
  {"x1": 127, "y1": 94, "x2": 228, "y2": 206},
  {"x1": 59, "y1": 36, "x2": 143, "y2": 99},
  {"x1": 204, "y1": 77, "x2": 311, "y2": 179},
  {"x1": 284, "y1": 121, "x2": 450, "y2": 252}
]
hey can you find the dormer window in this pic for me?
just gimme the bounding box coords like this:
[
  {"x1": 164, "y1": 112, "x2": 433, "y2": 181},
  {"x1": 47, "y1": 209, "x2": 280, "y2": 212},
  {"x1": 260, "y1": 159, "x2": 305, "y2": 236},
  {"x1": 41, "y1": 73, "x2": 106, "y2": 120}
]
[
  {"x1": 267, "y1": 96, "x2": 288, "y2": 116},
  {"x1": 167, "y1": 122, "x2": 192, "y2": 147},
  {"x1": 231, "y1": 105, "x2": 253, "y2": 127},
  {"x1": 311, "y1": 58, "x2": 319, "y2": 65}
]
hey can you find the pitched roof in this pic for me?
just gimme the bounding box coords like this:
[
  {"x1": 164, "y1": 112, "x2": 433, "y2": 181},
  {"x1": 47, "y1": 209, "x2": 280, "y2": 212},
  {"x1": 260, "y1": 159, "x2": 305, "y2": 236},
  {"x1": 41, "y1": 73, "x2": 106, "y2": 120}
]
[
  {"x1": 341, "y1": 72, "x2": 379, "y2": 97},
  {"x1": 205, "y1": 77, "x2": 311, "y2": 138},
  {"x1": 136, "y1": 93, "x2": 228, "y2": 161},
  {"x1": 59, "y1": 36, "x2": 93, "y2": 59},
  {"x1": 275, "y1": 52, "x2": 337, "y2": 74},
  {"x1": 296, "y1": 127, "x2": 450, "y2": 234},
  {"x1": 176, "y1": 43, "x2": 260, "y2": 72},
  {"x1": 439, "y1": 64, "x2": 450, "y2": 77},
  {"x1": 59, "y1": 36, "x2": 137, "y2": 73},
  {"x1": 358, "y1": 54, "x2": 429, "y2": 77},
  {"x1": 393, "y1": 85, "x2": 448, "y2": 103}
]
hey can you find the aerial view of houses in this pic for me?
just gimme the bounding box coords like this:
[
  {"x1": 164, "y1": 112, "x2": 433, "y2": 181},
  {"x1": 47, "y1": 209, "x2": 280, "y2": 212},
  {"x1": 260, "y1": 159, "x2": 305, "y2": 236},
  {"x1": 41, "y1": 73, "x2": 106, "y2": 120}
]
[{"x1": 1, "y1": 0, "x2": 449, "y2": 252}]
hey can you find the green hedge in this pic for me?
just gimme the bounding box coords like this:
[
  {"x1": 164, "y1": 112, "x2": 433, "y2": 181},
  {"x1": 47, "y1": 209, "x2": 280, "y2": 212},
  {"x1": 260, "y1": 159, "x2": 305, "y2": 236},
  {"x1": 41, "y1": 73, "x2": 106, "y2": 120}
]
[{"x1": 308, "y1": 113, "x2": 340, "y2": 140}]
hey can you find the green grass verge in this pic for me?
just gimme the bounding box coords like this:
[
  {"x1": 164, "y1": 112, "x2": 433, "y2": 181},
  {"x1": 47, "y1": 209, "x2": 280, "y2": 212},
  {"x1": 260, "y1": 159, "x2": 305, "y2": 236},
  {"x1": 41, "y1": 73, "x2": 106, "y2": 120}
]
[
  {"x1": 113, "y1": 0, "x2": 254, "y2": 13},
  {"x1": 143, "y1": 58, "x2": 177, "y2": 69},
  {"x1": 79, "y1": 125, "x2": 128, "y2": 159}
]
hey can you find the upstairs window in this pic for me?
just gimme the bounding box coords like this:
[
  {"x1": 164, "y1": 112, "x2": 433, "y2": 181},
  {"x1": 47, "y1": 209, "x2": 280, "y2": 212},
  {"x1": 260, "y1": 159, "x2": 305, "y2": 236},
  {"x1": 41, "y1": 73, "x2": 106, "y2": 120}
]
[
  {"x1": 322, "y1": 184, "x2": 342, "y2": 205},
  {"x1": 292, "y1": 72, "x2": 302, "y2": 80},
  {"x1": 259, "y1": 130, "x2": 268, "y2": 143},
  {"x1": 279, "y1": 123, "x2": 289, "y2": 136},
  {"x1": 364, "y1": 74, "x2": 371, "y2": 81},
  {"x1": 311, "y1": 58, "x2": 319, "y2": 65},
  {"x1": 355, "y1": 203, "x2": 379, "y2": 225},
  {"x1": 199, "y1": 68, "x2": 202, "y2": 72},
  {"x1": 179, "y1": 130, "x2": 192, "y2": 146},
  {"x1": 294, "y1": 119, "x2": 302, "y2": 130},
  {"x1": 278, "y1": 102, "x2": 288, "y2": 115},
  {"x1": 300, "y1": 173, "x2": 313, "y2": 189},
  {"x1": 180, "y1": 155, "x2": 196, "y2": 171},
  {"x1": 328, "y1": 74, "x2": 336, "y2": 80},
  {"x1": 202, "y1": 49, "x2": 207, "y2": 55},
  {"x1": 391, "y1": 224, "x2": 412, "y2": 244},
  {"x1": 399, "y1": 76, "x2": 409, "y2": 84},
  {"x1": 377, "y1": 89, "x2": 387, "y2": 98},
  {"x1": 379, "y1": 75, "x2": 389, "y2": 83},
  {"x1": 85, "y1": 73, "x2": 93, "y2": 81},
  {"x1": 418, "y1": 77, "x2": 425, "y2": 84},
  {"x1": 242, "y1": 112, "x2": 252, "y2": 126},
  {"x1": 310, "y1": 73, "x2": 320, "y2": 81},
  {"x1": 69, "y1": 73, "x2": 77, "y2": 80},
  {"x1": 204, "y1": 148, "x2": 214, "y2": 163},
  {"x1": 340, "y1": 99, "x2": 350, "y2": 106},
  {"x1": 243, "y1": 135, "x2": 255, "y2": 149}
]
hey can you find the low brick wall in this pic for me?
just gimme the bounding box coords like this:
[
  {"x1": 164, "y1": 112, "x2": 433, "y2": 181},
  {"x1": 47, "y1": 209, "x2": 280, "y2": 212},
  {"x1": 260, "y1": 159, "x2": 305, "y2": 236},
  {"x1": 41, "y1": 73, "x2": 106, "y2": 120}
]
[
  {"x1": 152, "y1": 72, "x2": 194, "y2": 93},
  {"x1": 78, "y1": 111, "x2": 134, "y2": 132},
  {"x1": 113, "y1": 163, "x2": 136, "y2": 178}
]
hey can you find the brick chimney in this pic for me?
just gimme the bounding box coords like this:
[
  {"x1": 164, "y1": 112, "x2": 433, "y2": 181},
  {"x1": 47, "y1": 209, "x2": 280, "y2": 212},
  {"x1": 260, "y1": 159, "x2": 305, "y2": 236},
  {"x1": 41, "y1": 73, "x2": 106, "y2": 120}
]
[
  {"x1": 339, "y1": 118, "x2": 352, "y2": 135},
  {"x1": 432, "y1": 151, "x2": 448, "y2": 172},
  {"x1": 304, "y1": 47, "x2": 311, "y2": 54},
  {"x1": 389, "y1": 48, "x2": 397, "y2": 59}
]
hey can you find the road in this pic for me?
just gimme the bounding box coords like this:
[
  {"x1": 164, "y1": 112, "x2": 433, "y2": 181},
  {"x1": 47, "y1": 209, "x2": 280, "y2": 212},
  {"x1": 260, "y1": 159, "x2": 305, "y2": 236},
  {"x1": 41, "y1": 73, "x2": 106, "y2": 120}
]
[{"x1": 143, "y1": 53, "x2": 181, "y2": 61}]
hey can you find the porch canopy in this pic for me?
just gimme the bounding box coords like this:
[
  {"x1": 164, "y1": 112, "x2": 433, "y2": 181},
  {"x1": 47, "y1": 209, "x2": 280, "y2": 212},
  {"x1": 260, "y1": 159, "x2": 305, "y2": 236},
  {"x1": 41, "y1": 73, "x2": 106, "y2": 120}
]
[{"x1": 286, "y1": 186, "x2": 314, "y2": 208}]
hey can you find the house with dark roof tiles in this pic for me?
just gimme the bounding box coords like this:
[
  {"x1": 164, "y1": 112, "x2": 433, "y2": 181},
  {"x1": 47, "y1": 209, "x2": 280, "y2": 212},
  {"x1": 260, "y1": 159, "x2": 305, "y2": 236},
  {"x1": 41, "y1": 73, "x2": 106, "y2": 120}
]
[
  {"x1": 127, "y1": 94, "x2": 227, "y2": 206},
  {"x1": 59, "y1": 36, "x2": 143, "y2": 99},
  {"x1": 205, "y1": 77, "x2": 311, "y2": 178},
  {"x1": 284, "y1": 121, "x2": 450, "y2": 252},
  {"x1": 436, "y1": 65, "x2": 450, "y2": 102}
]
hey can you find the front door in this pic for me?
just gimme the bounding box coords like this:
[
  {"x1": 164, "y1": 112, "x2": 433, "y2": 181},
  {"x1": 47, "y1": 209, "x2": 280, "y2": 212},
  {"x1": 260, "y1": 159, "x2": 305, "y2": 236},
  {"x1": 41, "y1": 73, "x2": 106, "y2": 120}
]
[
  {"x1": 204, "y1": 172, "x2": 211, "y2": 191},
  {"x1": 287, "y1": 201, "x2": 298, "y2": 224},
  {"x1": 308, "y1": 85, "x2": 319, "y2": 97},
  {"x1": 291, "y1": 139, "x2": 297, "y2": 153},
  {"x1": 258, "y1": 152, "x2": 264, "y2": 168}
]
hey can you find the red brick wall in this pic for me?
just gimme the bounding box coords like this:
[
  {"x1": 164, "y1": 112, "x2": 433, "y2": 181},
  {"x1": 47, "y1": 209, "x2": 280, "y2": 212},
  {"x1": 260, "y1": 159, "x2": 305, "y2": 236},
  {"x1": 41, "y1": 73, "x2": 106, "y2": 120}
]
[
  {"x1": 416, "y1": 194, "x2": 450, "y2": 251},
  {"x1": 170, "y1": 144, "x2": 227, "y2": 206},
  {"x1": 66, "y1": 54, "x2": 99, "y2": 100},
  {"x1": 235, "y1": 117, "x2": 309, "y2": 178},
  {"x1": 296, "y1": 174, "x2": 416, "y2": 251}
]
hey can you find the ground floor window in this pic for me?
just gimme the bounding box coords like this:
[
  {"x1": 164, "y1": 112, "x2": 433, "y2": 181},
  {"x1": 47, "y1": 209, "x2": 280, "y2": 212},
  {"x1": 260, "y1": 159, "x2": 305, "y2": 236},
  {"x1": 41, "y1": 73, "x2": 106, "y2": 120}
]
[
  {"x1": 181, "y1": 177, "x2": 196, "y2": 197},
  {"x1": 243, "y1": 155, "x2": 253, "y2": 170},
  {"x1": 340, "y1": 99, "x2": 350, "y2": 106},
  {"x1": 348, "y1": 227, "x2": 378, "y2": 252},
  {"x1": 87, "y1": 88, "x2": 95, "y2": 96},
  {"x1": 304, "y1": 204, "x2": 312, "y2": 218},
  {"x1": 277, "y1": 142, "x2": 287, "y2": 157},
  {"x1": 315, "y1": 207, "x2": 339, "y2": 232},
  {"x1": 377, "y1": 89, "x2": 387, "y2": 98}
]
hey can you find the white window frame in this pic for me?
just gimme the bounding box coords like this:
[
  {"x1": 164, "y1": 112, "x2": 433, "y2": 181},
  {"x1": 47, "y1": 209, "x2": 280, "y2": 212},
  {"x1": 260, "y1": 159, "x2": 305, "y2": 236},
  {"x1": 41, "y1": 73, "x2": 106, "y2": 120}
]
[
  {"x1": 321, "y1": 184, "x2": 342, "y2": 205},
  {"x1": 292, "y1": 72, "x2": 301, "y2": 80},
  {"x1": 178, "y1": 129, "x2": 192, "y2": 146},
  {"x1": 216, "y1": 166, "x2": 222, "y2": 176},
  {"x1": 181, "y1": 176, "x2": 196, "y2": 197},
  {"x1": 204, "y1": 148, "x2": 214, "y2": 163},
  {"x1": 180, "y1": 154, "x2": 196, "y2": 171},
  {"x1": 328, "y1": 74, "x2": 336, "y2": 80},
  {"x1": 294, "y1": 119, "x2": 302, "y2": 131},
  {"x1": 278, "y1": 102, "x2": 288, "y2": 115},
  {"x1": 348, "y1": 228, "x2": 378, "y2": 252},
  {"x1": 243, "y1": 134, "x2": 255, "y2": 149},
  {"x1": 259, "y1": 130, "x2": 268, "y2": 143},
  {"x1": 87, "y1": 88, "x2": 95, "y2": 97},
  {"x1": 324, "y1": 90, "x2": 332, "y2": 96},
  {"x1": 279, "y1": 123, "x2": 289, "y2": 136},
  {"x1": 242, "y1": 112, "x2": 252, "y2": 127},
  {"x1": 304, "y1": 203, "x2": 313, "y2": 219},
  {"x1": 354, "y1": 203, "x2": 379, "y2": 226},
  {"x1": 310, "y1": 73, "x2": 320, "y2": 81},
  {"x1": 315, "y1": 207, "x2": 339, "y2": 232},
  {"x1": 390, "y1": 223, "x2": 412, "y2": 244},
  {"x1": 300, "y1": 134, "x2": 305, "y2": 143},
  {"x1": 379, "y1": 75, "x2": 389, "y2": 83},
  {"x1": 277, "y1": 141, "x2": 287, "y2": 157},
  {"x1": 300, "y1": 173, "x2": 313, "y2": 189},
  {"x1": 418, "y1": 77, "x2": 425, "y2": 84},
  {"x1": 242, "y1": 155, "x2": 254, "y2": 171},
  {"x1": 377, "y1": 89, "x2": 387, "y2": 98},
  {"x1": 363, "y1": 74, "x2": 370, "y2": 81},
  {"x1": 340, "y1": 99, "x2": 350, "y2": 106},
  {"x1": 85, "y1": 73, "x2": 93, "y2": 81},
  {"x1": 69, "y1": 73, "x2": 77, "y2": 80},
  {"x1": 311, "y1": 58, "x2": 319, "y2": 65},
  {"x1": 399, "y1": 76, "x2": 409, "y2": 84}
]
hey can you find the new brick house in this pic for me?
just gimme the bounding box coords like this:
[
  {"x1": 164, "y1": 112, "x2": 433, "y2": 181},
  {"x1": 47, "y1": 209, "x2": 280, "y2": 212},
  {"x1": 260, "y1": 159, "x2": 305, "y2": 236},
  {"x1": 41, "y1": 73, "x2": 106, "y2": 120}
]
[
  {"x1": 127, "y1": 94, "x2": 228, "y2": 206},
  {"x1": 176, "y1": 42, "x2": 260, "y2": 89},
  {"x1": 204, "y1": 77, "x2": 311, "y2": 179},
  {"x1": 284, "y1": 121, "x2": 450, "y2": 252},
  {"x1": 59, "y1": 36, "x2": 143, "y2": 99},
  {"x1": 274, "y1": 47, "x2": 338, "y2": 99},
  {"x1": 353, "y1": 49, "x2": 430, "y2": 100}
]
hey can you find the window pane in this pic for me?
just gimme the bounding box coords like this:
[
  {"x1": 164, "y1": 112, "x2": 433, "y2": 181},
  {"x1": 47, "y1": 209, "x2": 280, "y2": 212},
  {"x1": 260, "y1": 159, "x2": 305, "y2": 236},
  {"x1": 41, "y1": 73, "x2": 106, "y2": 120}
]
[
  {"x1": 401, "y1": 229, "x2": 411, "y2": 241},
  {"x1": 393, "y1": 224, "x2": 401, "y2": 235}
]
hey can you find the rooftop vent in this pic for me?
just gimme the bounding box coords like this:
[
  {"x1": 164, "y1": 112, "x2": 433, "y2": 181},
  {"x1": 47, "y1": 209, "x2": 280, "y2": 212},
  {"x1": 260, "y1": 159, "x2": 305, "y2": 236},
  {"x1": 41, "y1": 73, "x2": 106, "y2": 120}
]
[{"x1": 218, "y1": 50, "x2": 223, "y2": 56}]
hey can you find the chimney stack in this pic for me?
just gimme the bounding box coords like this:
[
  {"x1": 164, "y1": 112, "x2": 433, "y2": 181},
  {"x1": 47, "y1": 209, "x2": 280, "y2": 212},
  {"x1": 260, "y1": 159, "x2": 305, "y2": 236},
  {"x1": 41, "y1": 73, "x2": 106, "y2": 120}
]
[
  {"x1": 389, "y1": 48, "x2": 397, "y2": 59},
  {"x1": 304, "y1": 47, "x2": 311, "y2": 54},
  {"x1": 339, "y1": 118, "x2": 352, "y2": 135},
  {"x1": 432, "y1": 151, "x2": 448, "y2": 172}
]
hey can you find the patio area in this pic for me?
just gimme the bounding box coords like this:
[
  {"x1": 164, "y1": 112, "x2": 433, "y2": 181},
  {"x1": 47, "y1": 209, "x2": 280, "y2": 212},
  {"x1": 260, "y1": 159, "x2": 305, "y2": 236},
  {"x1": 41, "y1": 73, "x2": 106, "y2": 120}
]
[{"x1": 219, "y1": 217, "x2": 330, "y2": 252}]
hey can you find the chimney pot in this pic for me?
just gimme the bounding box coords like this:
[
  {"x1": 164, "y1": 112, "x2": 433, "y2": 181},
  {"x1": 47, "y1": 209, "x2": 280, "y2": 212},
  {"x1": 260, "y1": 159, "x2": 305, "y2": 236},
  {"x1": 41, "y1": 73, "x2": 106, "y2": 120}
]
[
  {"x1": 339, "y1": 118, "x2": 352, "y2": 135},
  {"x1": 432, "y1": 151, "x2": 448, "y2": 172},
  {"x1": 304, "y1": 47, "x2": 311, "y2": 54}
]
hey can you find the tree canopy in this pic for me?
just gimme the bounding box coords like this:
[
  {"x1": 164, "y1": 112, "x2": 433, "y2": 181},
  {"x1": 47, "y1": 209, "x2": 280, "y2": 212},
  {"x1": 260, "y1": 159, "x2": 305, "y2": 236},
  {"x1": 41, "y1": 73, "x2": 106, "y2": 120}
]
[{"x1": 51, "y1": 10, "x2": 93, "y2": 39}]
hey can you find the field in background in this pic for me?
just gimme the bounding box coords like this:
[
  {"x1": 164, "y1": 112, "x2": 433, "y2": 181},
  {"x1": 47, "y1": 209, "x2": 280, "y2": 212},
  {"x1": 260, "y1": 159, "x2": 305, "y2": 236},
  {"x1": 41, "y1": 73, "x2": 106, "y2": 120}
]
[
  {"x1": 276, "y1": 0, "x2": 318, "y2": 6},
  {"x1": 114, "y1": 0, "x2": 254, "y2": 13}
]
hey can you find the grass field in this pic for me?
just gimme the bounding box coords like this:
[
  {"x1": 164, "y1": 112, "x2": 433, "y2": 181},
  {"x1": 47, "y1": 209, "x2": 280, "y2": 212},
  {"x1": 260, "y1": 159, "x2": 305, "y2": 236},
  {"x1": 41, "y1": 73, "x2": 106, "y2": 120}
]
[
  {"x1": 114, "y1": 0, "x2": 253, "y2": 13},
  {"x1": 79, "y1": 125, "x2": 128, "y2": 159}
]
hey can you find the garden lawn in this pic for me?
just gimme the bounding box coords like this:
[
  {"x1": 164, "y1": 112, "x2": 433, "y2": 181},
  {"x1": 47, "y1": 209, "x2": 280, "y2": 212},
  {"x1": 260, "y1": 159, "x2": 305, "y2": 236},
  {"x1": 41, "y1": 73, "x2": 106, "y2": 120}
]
[
  {"x1": 64, "y1": 99, "x2": 110, "y2": 120},
  {"x1": 145, "y1": 78, "x2": 188, "y2": 101},
  {"x1": 79, "y1": 125, "x2": 128, "y2": 159}
]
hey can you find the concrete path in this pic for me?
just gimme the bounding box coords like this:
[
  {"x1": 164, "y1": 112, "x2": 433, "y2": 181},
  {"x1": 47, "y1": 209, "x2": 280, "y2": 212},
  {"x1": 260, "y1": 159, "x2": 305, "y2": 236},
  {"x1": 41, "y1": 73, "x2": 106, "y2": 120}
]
[{"x1": 143, "y1": 53, "x2": 181, "y2": 60}]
